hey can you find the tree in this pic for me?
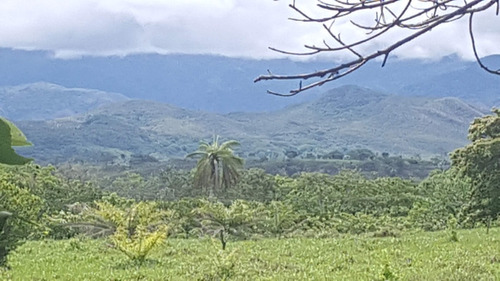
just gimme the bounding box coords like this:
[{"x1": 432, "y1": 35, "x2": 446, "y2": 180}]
[
  {"x1": 254, "y1": 0, "x2": 500, "y2": 96},
  {"x1": 262, "y1": 201, "x2": 299, "y2": 239},
  {"x1": 187, "y1": 136, "x2": 244, "y2": 198},
  {"x1": 451, "y1": 108, "x2": 500, "y2": 226},
  {"x1": 0, "y1": 174, "x2": 46, "y2": 265},
  {"x1": 0, "y1": 117, "x2": 32, "y2": 165},
  {"x1": 194, "y1": 200, "x2": 259, "y2": 250},
  {"x1": 0, "y1": 118, "x2": 33, "y2": 265},
  {"x1": 227, "y1": 168, "x2": 277, "y2": 203}
]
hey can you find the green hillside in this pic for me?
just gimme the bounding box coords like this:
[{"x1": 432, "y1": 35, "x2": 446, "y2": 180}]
[{"x1": 16, "y1": 85, "x2": 486, "y2": 167}]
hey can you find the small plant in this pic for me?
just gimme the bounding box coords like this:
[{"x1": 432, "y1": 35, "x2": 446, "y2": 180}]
[
  {"x1": 447, "y1": 215, "x2": 459, "y2": 242},
  {"x1": 77, "y1": 201, "x2": 170, "y2": 265},
  {"x1": 106, "y1": 202, "x2": 169, "y2": 265},
  {"x1": 67, "y1": 238, "x2": 83, "y2": 251},
  {"x1": 194, "y1": 200, "x2": 257, "y2": 250},
  {"x1": 111, "y1": 224, "x2": 167, "y2": 265},
  {"x1": 379, "y1": 263, "x2": 398, "y2": 281},
  {"x1": 202, "y1": 249, "x2": 238, "y2": 281},
  {"x1": 264, "y1": 201, "x2": 298, "y2": 239}
]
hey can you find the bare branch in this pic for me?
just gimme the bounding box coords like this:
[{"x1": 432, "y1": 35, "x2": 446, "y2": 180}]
[
  {"x1": 469, "y1": 12, "x2": 500, "y2": 75},
  {"x1": 255, "y1": 0, "x2": 500, "y2": 96}
]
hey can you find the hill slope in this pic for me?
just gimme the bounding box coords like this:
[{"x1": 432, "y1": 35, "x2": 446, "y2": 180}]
[
  {"x1": 15, "y1": 85, "x2": 486, "y2": 165},
  {"x1": 0, "y1": 82, "x2": 129, "y2": 120}
]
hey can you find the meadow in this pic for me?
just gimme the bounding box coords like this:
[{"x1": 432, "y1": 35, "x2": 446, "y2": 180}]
[{"x1": 2, "y1": 228, "x2": 500, "y2": 281}]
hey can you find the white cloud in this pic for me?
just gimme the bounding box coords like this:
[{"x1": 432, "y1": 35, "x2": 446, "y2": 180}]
[{"x1": 0, "y1": 0, "x2": 498, "y2": 60}]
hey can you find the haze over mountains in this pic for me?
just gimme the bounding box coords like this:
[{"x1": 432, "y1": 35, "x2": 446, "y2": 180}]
[
  {"x1": 0, "y1": 48, "x2": 499, "y2": 114},
  {"x1": 0, "y1": 82, "x2": 129, "y2": 120},
  {"x1": 1, "y1": 48, "x2": 498, "y2": 165}
]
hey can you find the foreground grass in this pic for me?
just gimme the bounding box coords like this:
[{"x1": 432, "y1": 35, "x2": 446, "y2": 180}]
[{"x1": 2, "y1": 228, "x2": 500, "y2": 280}]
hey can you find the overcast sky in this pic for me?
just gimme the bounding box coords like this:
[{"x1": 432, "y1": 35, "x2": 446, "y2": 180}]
[{"x1": 1, "y1": 0, "x2": 499, "y2": 61}]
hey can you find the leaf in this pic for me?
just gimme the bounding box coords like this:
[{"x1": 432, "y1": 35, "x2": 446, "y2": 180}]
[
  {"x1": 0, "y1": 118, "x2": 32, "y2": 165},
  {"x1": 0, "y1": 117, "x2": 32, "y2": 146}
]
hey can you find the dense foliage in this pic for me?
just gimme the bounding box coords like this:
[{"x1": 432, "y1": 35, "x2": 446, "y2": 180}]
[
  {"x1": 2, "y1": 110, "x2": 500, "y2": 279},
  {"x1": 451, "y1": 108, "x2": 500, "y2": 225},
  {"x1": 0, "y1": 153, "x2": 480, "y2": 269},
  {"x1": 0, "y1": 117, "x2": 32, "y2": 165},
  {"x1": 0, "y1": 164, "x2": 101, "y2": 265},
  {"x1": 0, "y1": 119, "x2": 35, "y2": 264}
]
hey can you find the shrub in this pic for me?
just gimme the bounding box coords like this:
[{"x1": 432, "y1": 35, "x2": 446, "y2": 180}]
[
  {"x1": 101, "y1": 201, "x2": 169, "y2": 264},
  {"x1": 0, "y1": 179, "x2": 45, "y2": 265}
]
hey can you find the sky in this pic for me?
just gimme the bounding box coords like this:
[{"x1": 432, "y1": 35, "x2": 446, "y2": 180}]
[{"x1": 0, "y1": 0, "x2": 499, "y2": 61}]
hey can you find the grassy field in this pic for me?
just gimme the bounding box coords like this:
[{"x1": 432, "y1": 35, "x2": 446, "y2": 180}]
[{"x1": 2, "y1": 228, "x2": 500, "y2": 280}]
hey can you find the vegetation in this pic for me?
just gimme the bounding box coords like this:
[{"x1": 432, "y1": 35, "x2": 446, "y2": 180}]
[
  {"x1": 451, "y1": 108, "x2": 500, "y2": 226},
  {"x1": 17, "y1": 85, "x2": 481, "y2": 168},
  {"x1": 1, "y1": 110, "x2": 500, "y2": 280},
  {"x1": 194, "y1": 200, "x2": 258, "y2": 250},
  {"x1": 0, "y1": 118, "x2": 34, "y2": 264},
  {"x1": 97, "y1": 201, "x2": 168, "y2": 264},
  {"x1": 0, "y1": 163, "x2": 102, "y2": 265},
  {"x1": 0, "y1": 117, "x2": 32, "y2": 165},
  {"x1": 3, "y1": 228, "x2": 500, "y2": 280},
  {"x1": 187, "y1": 136, "x2": 244, "y2": 198}
]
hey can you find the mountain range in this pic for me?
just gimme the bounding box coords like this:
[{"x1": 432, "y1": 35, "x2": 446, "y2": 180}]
[
  {"x1": 14, "y1": 85, "x2": 487, "y2": 165},
  {"x1": 1, "y1": 48, "x2": 498, "y2": 166},
  {"x1": 0, "y1": 48, "x2": 499, "y2": 114}
]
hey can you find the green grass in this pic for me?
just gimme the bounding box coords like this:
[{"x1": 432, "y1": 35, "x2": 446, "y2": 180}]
[{"x1": 2, "y1": 228, "x2": 500, "y2": 280}]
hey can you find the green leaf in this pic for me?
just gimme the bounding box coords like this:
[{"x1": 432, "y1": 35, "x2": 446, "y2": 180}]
[
  {"x1": 0, "y1": 118, "x2": 32, "y2": 165},
  {"x1": 0, "y1": 117, "x2": 32, "y2": 146}
]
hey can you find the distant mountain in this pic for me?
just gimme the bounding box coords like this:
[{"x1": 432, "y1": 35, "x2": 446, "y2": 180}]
[
  {"x1": 237, "y1": 86, "x2": 486, "y2": 157},
  {"x1": 401, "y1": 55, "x2": 500, "y2": 105},
  {"x1": 0, "y1": 82, "x2": 129, "y2": 120},
  {"x1": 16, "y1": 85, "x2": 487, "y2": 165},
  {"x1": 0, "y1": 48, "x2": 322, "y2": 113},
  {"x1": 0, "y1": 48, "x2": 498, "y2": 114}
]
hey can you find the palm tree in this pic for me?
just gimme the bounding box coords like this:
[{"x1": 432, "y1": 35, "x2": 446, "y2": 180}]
[{"x1": 187, "y1": 136, "x2": 244, "y2": 198}]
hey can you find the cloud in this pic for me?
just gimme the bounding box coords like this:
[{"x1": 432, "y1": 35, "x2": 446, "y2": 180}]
[
  {"x1": 0, "y1": 0, "x2": 498, "y2": 60},
  {"x1": 0, "y1": 0, "x2": 147, "y2": 57}
]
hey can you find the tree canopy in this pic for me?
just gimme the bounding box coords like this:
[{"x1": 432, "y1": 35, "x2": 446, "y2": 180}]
[
  {"x1": 0, "y1": 118, "x2": 32, "y2": 165},
  {"x1": 451, "y1": 108, "x2": 500, "y2": 223},
  {"x1": 187, "y1": 136, "x2": 244, "y2": 198}
]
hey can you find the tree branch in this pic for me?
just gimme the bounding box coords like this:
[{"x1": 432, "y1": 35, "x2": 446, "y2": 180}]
[
  {"x1": 469, "y1": 11, "x2": 500, "y2": 75},
  {"x1": 255, "y1": 0, "x2": 500, "y2": 96}
]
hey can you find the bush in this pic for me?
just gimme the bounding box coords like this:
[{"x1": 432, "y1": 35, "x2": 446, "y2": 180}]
[
  {"x1": 0, "y1": 178, "x2": 45, "y2": 265},
  {"x1": 95, "y1": 201, "x2": 170, "y2": 265}
]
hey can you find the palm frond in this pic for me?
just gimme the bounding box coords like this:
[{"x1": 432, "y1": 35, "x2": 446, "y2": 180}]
[
  {"x1": 219, "y1": 140, "x2": 240, "y2": 150},
  {"x1": 188, "y1": 136, "x2": 244, "y2": 196},
  {"x1": 186, "y1": 151, "x2": 207, "y2": 159}
]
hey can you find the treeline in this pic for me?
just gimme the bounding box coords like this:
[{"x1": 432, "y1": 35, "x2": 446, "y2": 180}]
[
  {"x1": 2, "y1": 108, "x2": 499, "y2": 266},
  {"x1": 0, "y1": 162, "x2": 477, "y2": 264},
  {"x1": 58, "y1": 148, "x2": 446, "y2": 184}
]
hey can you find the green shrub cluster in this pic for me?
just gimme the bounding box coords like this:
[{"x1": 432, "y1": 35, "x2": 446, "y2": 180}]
[
  {"x1": 0, "y1": 164, "x2": 102, "y2": 265},
  {"x1": 58, "y1": 167, "x2": 473, "y2": 241},
  {"x1": 0, "y1": 124, "x2": 487, "y2": 269}
]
